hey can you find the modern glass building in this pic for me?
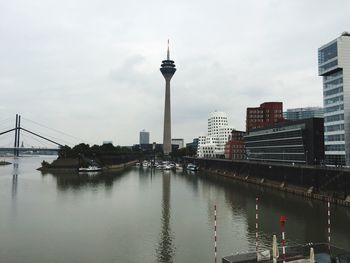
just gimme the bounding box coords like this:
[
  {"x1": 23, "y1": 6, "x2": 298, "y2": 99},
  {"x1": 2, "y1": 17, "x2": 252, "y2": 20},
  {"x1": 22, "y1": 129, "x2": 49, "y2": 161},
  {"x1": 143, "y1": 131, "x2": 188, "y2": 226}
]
[
  {"x1": 319, "y1": 32, "x2": 350, "y2": 166},
  {"x1": 284, "y1": 107, "x2": 323, "y2": 120},
  {"x1": 186, "y1": 138, "x2": 199, "y2": 153},
  {"x1": 139, "y1": 129, "x2": 150, "y2": 145},
  {"x1": 244, "y1": 118, "x2": 324, "y2": 165}
]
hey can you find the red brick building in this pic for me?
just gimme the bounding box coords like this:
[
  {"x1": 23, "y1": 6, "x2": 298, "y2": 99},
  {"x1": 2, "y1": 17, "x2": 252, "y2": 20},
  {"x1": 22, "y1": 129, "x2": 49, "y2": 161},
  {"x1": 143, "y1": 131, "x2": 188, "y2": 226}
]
[
  {"x1": 224, "y1": 130, "x2": 246, "y2": 160},
  {"x1": 246, "y1": 102, "x2": 284, "y2": 131}
]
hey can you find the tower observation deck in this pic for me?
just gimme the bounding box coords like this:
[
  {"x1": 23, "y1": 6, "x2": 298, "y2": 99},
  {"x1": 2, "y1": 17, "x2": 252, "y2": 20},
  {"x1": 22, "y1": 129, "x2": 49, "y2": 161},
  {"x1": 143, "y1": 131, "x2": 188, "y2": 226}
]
[{"x1": 160, "y1": 40, "x2": 176, "y2": 155}]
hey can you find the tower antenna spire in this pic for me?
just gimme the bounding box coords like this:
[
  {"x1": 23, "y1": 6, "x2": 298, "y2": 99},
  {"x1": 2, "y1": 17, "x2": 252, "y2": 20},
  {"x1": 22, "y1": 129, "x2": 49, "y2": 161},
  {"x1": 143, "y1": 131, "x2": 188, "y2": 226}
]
[
  {"x1": 167, "y1": 39, "x2": 170, "y2": 60},
  {"x1": 160, "y1": 39, "x2": 176, "y2": 155}
]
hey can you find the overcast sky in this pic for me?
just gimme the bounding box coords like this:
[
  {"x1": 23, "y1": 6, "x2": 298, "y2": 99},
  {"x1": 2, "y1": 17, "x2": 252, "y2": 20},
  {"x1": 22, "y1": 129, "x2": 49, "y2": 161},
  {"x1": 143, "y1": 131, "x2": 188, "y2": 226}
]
[{"x1": 1, "y1": 0, "x2": 350, "y2": 147}]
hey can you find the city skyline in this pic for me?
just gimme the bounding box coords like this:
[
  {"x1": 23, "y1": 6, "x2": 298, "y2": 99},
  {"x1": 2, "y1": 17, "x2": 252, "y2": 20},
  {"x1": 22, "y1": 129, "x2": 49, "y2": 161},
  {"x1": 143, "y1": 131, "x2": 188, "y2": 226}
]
[{"x1": 1, "y1": 1, "x2": 350, "y2": 147}]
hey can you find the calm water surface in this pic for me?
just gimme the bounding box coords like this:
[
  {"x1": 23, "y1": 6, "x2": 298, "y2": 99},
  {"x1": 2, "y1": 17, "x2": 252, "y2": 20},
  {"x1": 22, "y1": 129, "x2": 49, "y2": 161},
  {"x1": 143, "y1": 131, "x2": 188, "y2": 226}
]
[{"x1": 0, "y1": 156, "x2": 349, "y2": 263}]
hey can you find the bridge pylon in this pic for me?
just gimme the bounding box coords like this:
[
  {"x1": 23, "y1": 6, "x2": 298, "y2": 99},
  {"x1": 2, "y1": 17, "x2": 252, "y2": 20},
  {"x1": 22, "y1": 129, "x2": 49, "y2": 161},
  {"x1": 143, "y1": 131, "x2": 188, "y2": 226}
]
[{"x1": 14, "y1": 114, "x2": 21, "y2": 157}]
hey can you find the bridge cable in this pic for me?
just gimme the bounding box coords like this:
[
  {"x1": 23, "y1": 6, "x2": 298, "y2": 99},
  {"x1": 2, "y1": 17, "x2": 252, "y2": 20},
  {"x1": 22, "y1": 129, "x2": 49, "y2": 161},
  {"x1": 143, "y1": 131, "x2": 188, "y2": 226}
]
[
  {"x1": 0, "y1": 131, "x2": 14, "y2": 148},
  {"x1": 19, "y1": 124, "x2": 74, "y2": 146},
  {"x1": 22, "y1": 128, "x2": 73, "y2": 146},
  {"x1": 0, "y1": 118, "x2": 14, "y2": 130},
  {"x1": 1, "y1": 116, "x2": 77, "y2": 147},
  {"x1": 20, "y1": 128, "x2": 64, "y2": 147},
  {"x1": 0, "y1": 116, "x2": 13, "y2": 124},
  {"x1": 21, "y1": 132, "x2": 49, "y2": 148},
  {"x1": 21, "y1": 117, "x2": 85, "y2": 142},
  {"x1": 0, "y1": 128, "x2": 16, "y2": 136},
  {"x1": 1, "y1": 126, "x2": 71, "y2": 147}
]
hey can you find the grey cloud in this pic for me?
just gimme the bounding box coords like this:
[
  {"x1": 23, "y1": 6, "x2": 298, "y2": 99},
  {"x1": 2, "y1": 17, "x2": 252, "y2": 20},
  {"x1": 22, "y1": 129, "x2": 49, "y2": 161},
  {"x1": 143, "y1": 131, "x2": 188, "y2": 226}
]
[{"x1": 0, "y1": 0, "x2": 349, "y2": 145}]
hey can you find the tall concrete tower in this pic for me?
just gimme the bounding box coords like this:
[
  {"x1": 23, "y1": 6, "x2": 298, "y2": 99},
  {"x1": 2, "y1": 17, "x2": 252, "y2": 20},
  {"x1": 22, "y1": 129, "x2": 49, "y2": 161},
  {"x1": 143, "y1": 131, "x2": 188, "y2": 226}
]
[{"x1": 160, "y1": 40, "x2": 176, "y2": 155}]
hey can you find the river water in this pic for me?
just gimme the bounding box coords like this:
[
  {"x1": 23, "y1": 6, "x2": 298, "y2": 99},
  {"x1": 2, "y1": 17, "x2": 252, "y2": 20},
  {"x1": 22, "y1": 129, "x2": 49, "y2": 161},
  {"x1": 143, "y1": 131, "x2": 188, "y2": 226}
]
[{"x1": 0, "y1": 156, "x2": 349, "y2": 263}]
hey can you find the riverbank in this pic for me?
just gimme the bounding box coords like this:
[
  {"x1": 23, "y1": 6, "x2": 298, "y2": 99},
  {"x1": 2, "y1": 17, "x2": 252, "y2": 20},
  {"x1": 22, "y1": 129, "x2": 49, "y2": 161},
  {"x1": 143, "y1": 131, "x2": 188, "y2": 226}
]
[
  {"x1": 186, "y1": 157, "x2": 350, "y2": 208},
  {"x1": 38, "y1": 157, "x2": 138, "y2": 173}
]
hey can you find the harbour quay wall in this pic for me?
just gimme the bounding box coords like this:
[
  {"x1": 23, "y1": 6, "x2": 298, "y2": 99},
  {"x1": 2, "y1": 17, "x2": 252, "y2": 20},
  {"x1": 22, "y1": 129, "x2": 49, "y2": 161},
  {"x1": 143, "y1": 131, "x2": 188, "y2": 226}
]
[
  {"x1": 184, "y1": 157, "x2": 350, "y2": 206},
  {"x1": 105, "y1": 160, "x2": 138, "y2": 171}
]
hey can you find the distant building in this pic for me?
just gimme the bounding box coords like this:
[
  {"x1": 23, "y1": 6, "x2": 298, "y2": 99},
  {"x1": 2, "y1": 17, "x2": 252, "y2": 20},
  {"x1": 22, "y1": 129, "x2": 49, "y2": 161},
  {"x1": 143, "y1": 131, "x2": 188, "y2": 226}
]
[
  {"x1": 319, "y1": 32, "x2": 350, "y2": 166},
  {"x1": 284, "y1": 107, "x2": 323, "y2": 120},
  {"x1": 197, "y1": 111, "x2": 234, "y2": 158},
  {"x1": 246, "y1": 102, "x2": 284, "y2": 132},
  {"x1": 171, "y1": 138, "x2": 184, "y2": 149},
  {"x1": 134, "y1": 143, "x2": 161, "y2": 153},
  {"x1": 244, "y1": 118, "x2": 324, "y2": 165},
  {"x1": 136, "y1": 143, "x2": 179, "y2": 154},
  {"x1": 139, "y1": 129, "x2": 150, "y2": 145},
  {"x1": 186, "y1": 138, "x2": 199, "y2": 152},
  {"x1": 224, "y1": 130, "x2": 246, "y2": 160}
]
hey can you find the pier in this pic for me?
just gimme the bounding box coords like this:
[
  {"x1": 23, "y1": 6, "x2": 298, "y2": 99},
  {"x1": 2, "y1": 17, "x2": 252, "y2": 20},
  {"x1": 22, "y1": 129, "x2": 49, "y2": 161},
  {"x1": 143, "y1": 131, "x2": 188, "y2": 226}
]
[{"x1": 223, "y1": 243, "x2": 350, "y2": 263}]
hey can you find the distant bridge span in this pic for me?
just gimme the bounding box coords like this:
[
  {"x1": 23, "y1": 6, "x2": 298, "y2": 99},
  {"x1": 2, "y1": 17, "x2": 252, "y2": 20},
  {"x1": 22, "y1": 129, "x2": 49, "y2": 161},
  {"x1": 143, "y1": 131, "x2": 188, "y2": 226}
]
[
  {"x1": 0, "y1": 114, "x2": 66, "y2": 156},
  {"x1": 0, "y1": 147, "x2": 60, "y2": 152}
]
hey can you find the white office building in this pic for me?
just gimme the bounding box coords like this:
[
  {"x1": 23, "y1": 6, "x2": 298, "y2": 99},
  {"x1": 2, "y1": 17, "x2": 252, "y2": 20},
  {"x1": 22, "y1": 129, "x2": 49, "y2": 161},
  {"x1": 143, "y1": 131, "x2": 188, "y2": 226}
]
[
  {"x1": 197, "y1": 111, "x2": 234, "y2": 158},
  {"x1": 319, "y1": 32, "x2": 350, "y2": 165}
]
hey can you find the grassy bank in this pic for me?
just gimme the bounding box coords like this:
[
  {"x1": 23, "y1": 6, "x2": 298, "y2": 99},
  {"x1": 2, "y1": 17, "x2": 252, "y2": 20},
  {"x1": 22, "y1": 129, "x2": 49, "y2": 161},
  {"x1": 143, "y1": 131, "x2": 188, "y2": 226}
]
[{"x1": 38, "y1": 157, "x2": 138, "y2": 172}]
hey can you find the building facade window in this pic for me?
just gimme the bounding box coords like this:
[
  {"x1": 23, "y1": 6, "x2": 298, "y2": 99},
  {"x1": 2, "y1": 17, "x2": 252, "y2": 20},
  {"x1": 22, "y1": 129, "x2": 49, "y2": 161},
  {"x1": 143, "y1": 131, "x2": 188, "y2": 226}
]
[{"x1": 319, "y1": 34, "x2": 349, "y2": 166}]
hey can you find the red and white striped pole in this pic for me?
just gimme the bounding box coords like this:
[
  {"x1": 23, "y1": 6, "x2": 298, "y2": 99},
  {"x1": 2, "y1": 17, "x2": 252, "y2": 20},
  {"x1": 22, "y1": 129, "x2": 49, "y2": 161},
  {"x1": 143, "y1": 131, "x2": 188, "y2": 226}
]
[
  {"x1": 327, "y1": 200, "x2": 331, "y2": 251},
  {"x1": 280, "y1": 215, "x2": 287, "y2": 263},
  {"x1": 256, "y1": 197, "x2": 259, "y2": 255},
  {"x1": 214, "y1": 204, "x2": 217, "y2": 263}
]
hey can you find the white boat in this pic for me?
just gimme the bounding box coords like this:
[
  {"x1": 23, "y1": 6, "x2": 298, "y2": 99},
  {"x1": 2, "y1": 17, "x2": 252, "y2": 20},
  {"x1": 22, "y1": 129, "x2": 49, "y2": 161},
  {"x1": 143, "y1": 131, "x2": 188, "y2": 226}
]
[
  {"x1": 78, "y1": 166, "x2": 102, "y2": 172},
  {"x1": 175, "y1": 163, "x2": 183, "y2": 171},
  {"x1": 135, "y1": 162, "x2": 141, "y2": 166},
  {"x1": 163, "y1": 164, "x2": 172, "y2": 170},
  {"x1": 186, "y1": 164, "x2": 199, "y2": 171},
  {"x1": 142, "y1": 161, "x2": 149, "y2": 167},
  {"x1": 156, "y1": 164, "x2": 166, "y2": 170}
]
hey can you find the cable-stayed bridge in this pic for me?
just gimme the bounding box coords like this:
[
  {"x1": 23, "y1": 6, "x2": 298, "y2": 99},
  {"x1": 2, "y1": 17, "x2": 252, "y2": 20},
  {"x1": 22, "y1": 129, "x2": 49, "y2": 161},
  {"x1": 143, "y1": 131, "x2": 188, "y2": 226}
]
[{"x1": 0, "y1": 114, "x2": 76, "y2": 156}]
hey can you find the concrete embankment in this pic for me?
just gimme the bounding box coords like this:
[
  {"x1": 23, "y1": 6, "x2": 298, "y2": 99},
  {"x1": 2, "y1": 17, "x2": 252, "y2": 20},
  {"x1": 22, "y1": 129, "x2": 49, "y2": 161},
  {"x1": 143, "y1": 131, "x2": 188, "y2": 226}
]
[
  {"x1": 104, "y1": 160, "x2": 138, "y2": 171},
  {"x1": 185, "y1": 157, "x2": 350, "y2": 207}
]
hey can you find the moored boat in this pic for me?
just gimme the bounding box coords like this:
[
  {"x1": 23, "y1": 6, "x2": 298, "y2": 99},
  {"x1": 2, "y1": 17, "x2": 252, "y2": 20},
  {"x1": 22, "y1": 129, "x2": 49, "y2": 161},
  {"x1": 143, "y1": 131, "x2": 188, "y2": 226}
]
[
  {"x1": 78, "y1": 166, "x2": 102, "y2": 172},
  {"x1": 163, "y1": 164, "x2": 172, "y2": 170},
  {"x1": 175, "y1": 163, "x2": 183, "y2": 171},
  {"x1": 186, "y1": 163, "x2": 199, "y2": 171},
  {"x1": 142, "y1": 160, "x2": 149, "y2": 167},
  {"x1": 156, "y1": 164, "x2": 165, "y2": 170}
]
